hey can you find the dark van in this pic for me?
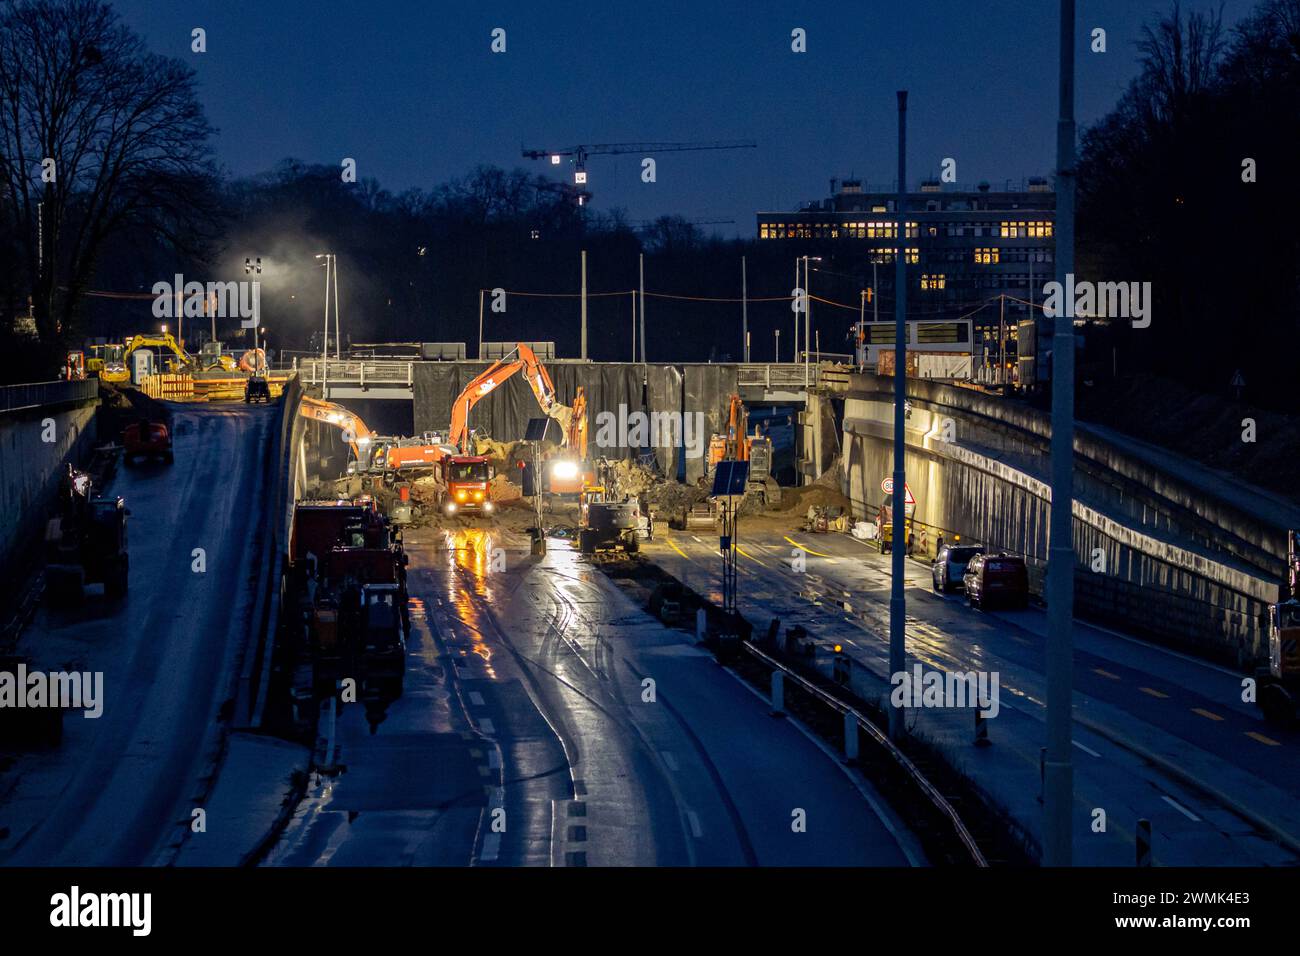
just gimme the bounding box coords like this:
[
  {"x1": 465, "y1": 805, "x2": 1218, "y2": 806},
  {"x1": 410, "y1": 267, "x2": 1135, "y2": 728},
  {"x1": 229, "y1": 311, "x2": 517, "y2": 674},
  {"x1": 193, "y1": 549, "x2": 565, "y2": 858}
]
[{"x1": 962, "y1": 552, "x2": 1029, "y2": 609}]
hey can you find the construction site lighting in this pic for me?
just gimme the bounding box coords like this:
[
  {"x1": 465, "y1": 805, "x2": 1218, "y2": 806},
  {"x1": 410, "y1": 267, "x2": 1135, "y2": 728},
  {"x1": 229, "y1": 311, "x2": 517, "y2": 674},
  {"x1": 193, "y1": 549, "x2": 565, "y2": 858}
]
[{"x1": 551, "y1": 460, "x2": 579, "y2": 480}]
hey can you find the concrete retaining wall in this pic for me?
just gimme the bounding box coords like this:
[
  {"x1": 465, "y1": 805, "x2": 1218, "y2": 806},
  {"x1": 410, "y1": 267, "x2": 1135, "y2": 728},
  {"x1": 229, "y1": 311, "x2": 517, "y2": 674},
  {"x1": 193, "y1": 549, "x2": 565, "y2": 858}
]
[
  {"x1": 0, "y1": 383, "x2": 100, "y2": 609},
  {"x1": 838, "y1": 373, "x2": 1285, "y2": 666}
]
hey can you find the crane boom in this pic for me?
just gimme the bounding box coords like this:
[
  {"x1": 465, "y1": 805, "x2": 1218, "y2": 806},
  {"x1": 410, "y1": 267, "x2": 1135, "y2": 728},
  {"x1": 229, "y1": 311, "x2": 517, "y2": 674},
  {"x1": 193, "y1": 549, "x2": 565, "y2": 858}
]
[{"x1": 523, "y1": 140, "x2": 757, "y2": 160}]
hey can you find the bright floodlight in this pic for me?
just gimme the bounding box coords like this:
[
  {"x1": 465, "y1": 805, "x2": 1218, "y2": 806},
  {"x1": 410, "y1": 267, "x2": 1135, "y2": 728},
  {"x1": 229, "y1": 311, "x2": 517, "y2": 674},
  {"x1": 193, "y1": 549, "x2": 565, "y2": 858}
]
[
  {"x1": 550, "y1": 155, "x2": 561, "y2": 165},
  {"x1": 552, "y1": 460, "x2": 579, "y2": 480},
  {"x1": 574, "y1": 171, "x2": 588, "y2": 184}
]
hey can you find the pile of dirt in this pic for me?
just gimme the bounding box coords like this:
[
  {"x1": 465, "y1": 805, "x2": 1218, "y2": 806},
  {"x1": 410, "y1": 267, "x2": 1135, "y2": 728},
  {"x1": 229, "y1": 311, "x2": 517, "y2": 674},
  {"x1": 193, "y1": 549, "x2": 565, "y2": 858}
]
[{"x1": 772, "y1": 457, "x2": 851, "y2": 513}]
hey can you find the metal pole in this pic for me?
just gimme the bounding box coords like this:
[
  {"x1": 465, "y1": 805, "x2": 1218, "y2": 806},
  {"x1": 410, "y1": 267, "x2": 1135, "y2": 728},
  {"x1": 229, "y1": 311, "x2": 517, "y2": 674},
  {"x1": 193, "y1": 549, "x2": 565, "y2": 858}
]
[
  {"x1": 321, "y1": 258, "x2": 330, "y2": 392},
  {"x1": 873, "y1": 261, "x2": 879, "y2": 325},
  {"x1": 1044, "y1": 0, "x2": 1077, "y2": 868},
  {"x1": 793, "y1": 259, "x2": 800, "y2": 363},
  {"x1": 477, "y1": 289, "x2": 484, "y2": 360},
  {"x1": 889, "y1": 90, "x2": 909, "y2": 742},
  {"x1": 631, "y1": 290, "x2": 637, "y2": 362},
  {"x1": 999, "y1": 293, "x2": 1006, "y2": 385},
  {"x1": 639, "y1": 253, "x2": 646, "y2": 372},
  {"x1": 775, "y1": 328, "x2": 780, "y2": 362},
  {"x1": 742, "y1": 256, "x2": 749, "y2": 362},
  {"x1": 332, "y1": 255, "x2": 341, "y2": 360},
  {"x1": 580, "y1": 249, "x2": 588, "y2": 361},
  {"x1": 804, "y1": 258, "x2": 811, "y2": 387}
]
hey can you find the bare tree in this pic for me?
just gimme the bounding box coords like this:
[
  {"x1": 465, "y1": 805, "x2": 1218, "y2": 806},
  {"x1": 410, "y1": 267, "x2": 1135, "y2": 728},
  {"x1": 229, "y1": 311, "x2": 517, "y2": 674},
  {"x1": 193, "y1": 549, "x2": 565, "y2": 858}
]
[{"x1": 0, "y1": 0, "x2": 217, "y2": 351}]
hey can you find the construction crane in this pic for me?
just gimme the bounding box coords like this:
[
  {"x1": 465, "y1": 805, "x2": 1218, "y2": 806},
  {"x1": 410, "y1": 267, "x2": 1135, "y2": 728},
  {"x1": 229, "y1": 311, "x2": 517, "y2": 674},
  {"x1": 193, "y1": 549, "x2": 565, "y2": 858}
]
[{"x1": 522, "y1": 141, "x2": 757, "y2": 189}]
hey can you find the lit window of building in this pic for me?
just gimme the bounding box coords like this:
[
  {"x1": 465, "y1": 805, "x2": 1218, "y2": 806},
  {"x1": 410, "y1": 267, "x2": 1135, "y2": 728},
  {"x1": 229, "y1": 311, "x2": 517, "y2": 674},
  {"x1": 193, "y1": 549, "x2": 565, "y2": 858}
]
[
  {"x1": 1000, "y1": 221, "x2": 1026, "y2": 238},
  {"x1": 1027, "y1": 220, "x2": 1053, "y2": 238},
  {"x1": 974, "y1": 247, "x2": 1000, "y2": 264},
  {"x1": 921, "y1": 273, "x2": 946, "y2": 290}
]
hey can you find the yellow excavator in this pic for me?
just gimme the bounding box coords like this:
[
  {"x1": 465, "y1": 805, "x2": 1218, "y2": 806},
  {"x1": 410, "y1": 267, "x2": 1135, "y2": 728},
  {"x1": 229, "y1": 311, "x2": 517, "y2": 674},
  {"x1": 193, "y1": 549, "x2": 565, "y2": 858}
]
[{"x1": 100, "y1": 333, "x2": 191, "y2": 384}]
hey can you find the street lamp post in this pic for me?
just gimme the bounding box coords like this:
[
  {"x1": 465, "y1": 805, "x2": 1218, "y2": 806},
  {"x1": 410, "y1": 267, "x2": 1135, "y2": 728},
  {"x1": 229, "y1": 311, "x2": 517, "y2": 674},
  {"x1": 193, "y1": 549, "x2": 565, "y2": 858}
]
[
  {"x1": 889, "y1": 90, "x2": 909, "y2": 742},
  {"x1": 1044, "y1": 0, "x2": 1078, "y2": 868},
  {"x1": 802, "y1": 256, "x2": 822, "y2": 387}
]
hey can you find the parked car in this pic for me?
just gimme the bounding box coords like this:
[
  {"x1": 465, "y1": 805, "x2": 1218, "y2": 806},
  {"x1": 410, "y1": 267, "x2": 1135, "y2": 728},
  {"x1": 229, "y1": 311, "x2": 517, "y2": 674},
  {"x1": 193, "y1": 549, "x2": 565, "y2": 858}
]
[
  {"x1": 932, "y1": 544, "x2": 984, "y2": 593},
  {"x1": 962, "y1": 552, "x2": 1029, "y2": 609}
]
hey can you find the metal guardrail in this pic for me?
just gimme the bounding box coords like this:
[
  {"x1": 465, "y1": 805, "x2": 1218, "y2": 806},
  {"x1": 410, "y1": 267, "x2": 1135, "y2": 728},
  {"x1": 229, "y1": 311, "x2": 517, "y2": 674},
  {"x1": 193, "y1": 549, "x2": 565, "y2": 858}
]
[
  {"x1": 737, "y1": 363, "x2": 821, "y2": 389},
  {"x1": 742, "y1": 638, "x2": 989, "y2": 867},
  {"x1": 296, "y1": 358, "x2": 414, "y2": 387},
  {"x1": 0, "y1": 378, "x2": 97, "y2": 413}
]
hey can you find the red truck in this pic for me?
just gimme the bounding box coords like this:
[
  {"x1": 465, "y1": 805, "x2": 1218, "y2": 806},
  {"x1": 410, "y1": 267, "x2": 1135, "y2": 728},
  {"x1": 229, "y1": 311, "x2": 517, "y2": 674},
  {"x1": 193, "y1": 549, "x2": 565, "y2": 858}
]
[
  {"x1": 122, "y1": 418, "x2": 173, "y2": 465},
  {"x1": 285, "y1": 501, "x2": 408, "y2": 695}
]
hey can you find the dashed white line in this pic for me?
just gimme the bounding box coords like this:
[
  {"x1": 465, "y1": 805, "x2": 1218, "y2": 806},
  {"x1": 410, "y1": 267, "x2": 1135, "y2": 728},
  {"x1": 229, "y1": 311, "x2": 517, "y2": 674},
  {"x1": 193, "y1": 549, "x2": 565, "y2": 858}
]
[
  {"x1": 488, "y1": 750, "x2": 502, "y2": 769},
  {"x1": 468, "y1": 691, "x2": 486, "y2": 706},
  {"x1": 478, "y1": 717, "x2": 495, "y2": 734},
  {"x1": 685, "y1": 810, "x2": 704, "y2": 838},
  {"x1": 1161, "y1": 795, "x2": 1202, "y2": 822},
  {"x1": 661, "y1": 750, "x2": 679, "y2": 772},
  {"x1": 1071, "y1": 739, "x2": 1101, "y2": 757}
]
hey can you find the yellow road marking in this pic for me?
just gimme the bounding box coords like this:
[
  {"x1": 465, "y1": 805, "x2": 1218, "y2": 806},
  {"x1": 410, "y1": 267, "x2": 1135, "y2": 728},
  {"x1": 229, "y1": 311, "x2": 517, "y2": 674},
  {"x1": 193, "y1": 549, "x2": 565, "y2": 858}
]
[
  {"x1": 1139, "y1": 687, "x2": 1169, "y2": 699},
  {"x1": 783, "y1": 535, "x2": 836, "y2": 559},
  {"x1": 665, "y1": 537, "x2": 689, "y2": 558},
  {"x1": 736, "y1": 546, "x2": 766, "y2": 566},
  {"x1": 1093, "y1": 668, "x2": 1121, "y2": 680},
  {"x1": 1245, "y1": 731, "x2": 1281, "y2": 746},
  {"x1": 1191, "y1": 708, "x2": 1224, "y2": 722}
]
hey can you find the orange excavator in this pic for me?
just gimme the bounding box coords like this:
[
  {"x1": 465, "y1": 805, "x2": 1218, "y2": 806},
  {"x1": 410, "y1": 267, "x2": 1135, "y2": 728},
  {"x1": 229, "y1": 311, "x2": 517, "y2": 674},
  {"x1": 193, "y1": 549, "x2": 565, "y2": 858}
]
[
  {"x1": 706, "y1": 393, "x2": 781, "y2": 507},
  {"x1": 448, "y1": 344, "x2": 589, "y2": 499},
  {"x1": 299, "y1": 395, "x2": 374, "y2": 462}
]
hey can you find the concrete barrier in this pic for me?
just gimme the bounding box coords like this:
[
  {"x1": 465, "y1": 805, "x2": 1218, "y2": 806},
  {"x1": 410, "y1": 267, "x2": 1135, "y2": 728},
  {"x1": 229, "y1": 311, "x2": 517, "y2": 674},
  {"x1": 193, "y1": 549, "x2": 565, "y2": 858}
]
[{"x1": 837, "y1": 372, "x2": 1287, "y2": 666}]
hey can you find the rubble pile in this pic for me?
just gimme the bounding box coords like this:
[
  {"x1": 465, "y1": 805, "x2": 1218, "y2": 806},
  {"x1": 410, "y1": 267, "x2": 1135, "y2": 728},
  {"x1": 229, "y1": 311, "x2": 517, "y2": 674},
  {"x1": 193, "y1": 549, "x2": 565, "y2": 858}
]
[{"x1": 773, "y1": 457, "x2": 851, "y2": 513}]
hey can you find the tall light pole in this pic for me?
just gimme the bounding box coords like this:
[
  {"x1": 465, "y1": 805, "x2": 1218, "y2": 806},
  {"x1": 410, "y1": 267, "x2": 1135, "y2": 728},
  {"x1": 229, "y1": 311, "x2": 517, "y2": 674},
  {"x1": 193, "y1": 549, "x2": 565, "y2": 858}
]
[
  {"x1": 742, "y1": 256, "x2": 749, "y2": 363},
  {"x1": 316, "y1": 254, "x2": 331, "y2": 364},
  {"x1": 580, "y1": 249, "x2": 588, "y2": 361},
  {"x1": 889, "y1": 90, "x2": 909, "y2": 742},
  {"x1": 1044, "y1": 0, "x2": 1077, "y2": 868},
  {"x1": 802, "y1": 256, "x2": 821, "y2": 386},
  {"x1": 332, "y1": 255, "x2": 341, "y2": 360}
]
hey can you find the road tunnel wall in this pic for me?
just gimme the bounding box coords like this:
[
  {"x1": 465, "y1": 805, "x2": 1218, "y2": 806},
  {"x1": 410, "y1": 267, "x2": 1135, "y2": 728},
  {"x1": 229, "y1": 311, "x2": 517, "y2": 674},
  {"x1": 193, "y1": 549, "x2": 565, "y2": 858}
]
[
  {"x1": 838, "y1": 372, "x2": 1284, "y2": 667},
  {"x1": 0, "y1": 382, "x2": 100, "y2": 624}
]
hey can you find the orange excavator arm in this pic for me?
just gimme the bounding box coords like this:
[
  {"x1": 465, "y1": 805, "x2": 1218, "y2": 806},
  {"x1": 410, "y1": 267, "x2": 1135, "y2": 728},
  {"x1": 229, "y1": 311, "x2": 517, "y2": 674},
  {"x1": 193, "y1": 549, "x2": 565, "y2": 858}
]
[
  {"x1": 299, "y1": 395, "x2": 373, "y2": 460},
  {"x1": 448, "y1": 344, "x2": 566, "y2": 453}
]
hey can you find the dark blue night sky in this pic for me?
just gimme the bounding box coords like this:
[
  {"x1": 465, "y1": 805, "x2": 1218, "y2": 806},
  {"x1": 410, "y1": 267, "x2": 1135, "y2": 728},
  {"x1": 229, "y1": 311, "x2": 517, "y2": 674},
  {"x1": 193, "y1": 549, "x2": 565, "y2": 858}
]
[{"x1": 112, "y1": 1, "x2": 1259, "y2": 235}]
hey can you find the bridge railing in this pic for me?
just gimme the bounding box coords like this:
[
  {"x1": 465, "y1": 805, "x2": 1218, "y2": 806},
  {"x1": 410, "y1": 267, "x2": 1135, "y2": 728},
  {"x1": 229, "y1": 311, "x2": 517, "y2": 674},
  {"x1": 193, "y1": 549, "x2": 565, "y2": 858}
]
[
  {"x1": 737, "y1": 363, "x2": 821, "y2": 389},
  {"x1": 295, "y1": 358, "x2": 414, "y2": 388},
  {"x1": 0, "y1": 378, "x2": 97, "y2": 413}
]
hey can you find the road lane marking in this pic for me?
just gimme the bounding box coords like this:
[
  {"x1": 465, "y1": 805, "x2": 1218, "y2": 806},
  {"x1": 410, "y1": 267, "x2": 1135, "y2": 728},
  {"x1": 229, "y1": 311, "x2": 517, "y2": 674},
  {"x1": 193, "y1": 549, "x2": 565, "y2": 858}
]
[
  {"x1": 736, "y1": 546, "x2": 766, "y2": 566},
  {"x1": 1161, "y1": 795, "x2": 1202, "y2": 822},
  {"x1": 1191, "y1": 708, "x2": 1223, "y2": 722},
  {"x1": 468, "y1": 691, "x2": 486, "y2": 706},
  {"x1": 691, "y1": 535, "x2": 702, "y2": 543},
  {"x1": 666, "y1": 538, "x2": 689, "y2": 558},
  {"x1": 661, "y1": 750, "x2": 679, "y2": 771},
  {"x1": 783, "y1": 535, "x2": 835, "y2": 559},
  {"x1": 685, "y1": 810, "x2": 703, "y2": 838},
  {"x1": 1139, "y1": 687, "x2": 1169, "y2": 699},
  {"x1": 478, "y1": 717, "x2": 496, "y2": 734},
  {"x1": 1071, "y1": 739, "x2": 1101, "y2": 757},
  {"x1": 1093, "y1": 668, "x2": 1122, "y2": 680},
  {"x1": 1245, "y1": 731, "x2": 1281, "y2": 746},
  {"x1": 488, "y1": 750, "x2": 502, "y2": 769}
]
